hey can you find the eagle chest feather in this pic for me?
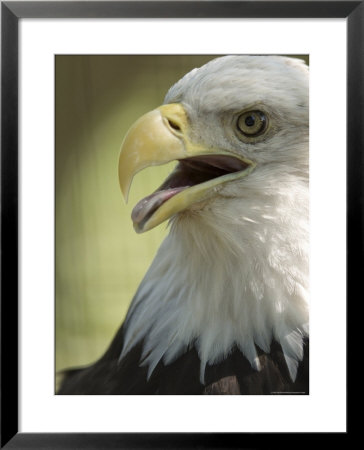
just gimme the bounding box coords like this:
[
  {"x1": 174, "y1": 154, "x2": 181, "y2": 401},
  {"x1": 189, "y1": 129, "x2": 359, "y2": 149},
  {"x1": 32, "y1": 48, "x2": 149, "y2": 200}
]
[{"x1": 59, "y1": 324, "x2": 309, "y2": 394}]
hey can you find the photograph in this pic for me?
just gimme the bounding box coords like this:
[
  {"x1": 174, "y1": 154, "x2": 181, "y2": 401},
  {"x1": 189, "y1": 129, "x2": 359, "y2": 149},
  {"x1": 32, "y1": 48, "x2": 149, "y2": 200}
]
[{"x1": 55, "y1": 54, "x2": 310, "y2": 395}]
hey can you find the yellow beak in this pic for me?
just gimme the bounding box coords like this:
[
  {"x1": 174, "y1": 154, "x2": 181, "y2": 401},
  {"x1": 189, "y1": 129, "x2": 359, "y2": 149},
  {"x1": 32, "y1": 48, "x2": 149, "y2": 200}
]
[{"x1": 119, "y1": 103, "x2": 255, "y2": 233}]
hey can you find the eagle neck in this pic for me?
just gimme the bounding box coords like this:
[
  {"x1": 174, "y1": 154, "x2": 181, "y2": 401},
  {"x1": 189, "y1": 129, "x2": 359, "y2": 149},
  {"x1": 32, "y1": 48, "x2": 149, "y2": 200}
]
[{"x1": 120, "y1": 191, "x2": 309, "y2": 383}]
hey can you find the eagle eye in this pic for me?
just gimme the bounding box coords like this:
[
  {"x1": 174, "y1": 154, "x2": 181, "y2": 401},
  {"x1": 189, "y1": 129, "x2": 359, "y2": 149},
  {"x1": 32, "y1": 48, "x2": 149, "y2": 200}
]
[{"x1": 237, "y1": 111, "x2": 267, "y2": 137}]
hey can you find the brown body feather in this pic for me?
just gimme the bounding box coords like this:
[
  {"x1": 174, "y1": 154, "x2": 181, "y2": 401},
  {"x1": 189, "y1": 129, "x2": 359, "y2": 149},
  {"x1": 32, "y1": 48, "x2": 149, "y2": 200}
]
[{"x1": 58, "y1": 325, "x2": 308, "y2": 395}]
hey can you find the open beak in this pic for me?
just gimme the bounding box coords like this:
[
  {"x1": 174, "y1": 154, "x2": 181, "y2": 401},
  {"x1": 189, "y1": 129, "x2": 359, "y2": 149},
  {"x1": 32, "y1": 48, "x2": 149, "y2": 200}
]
[{"x1": 119, "y1": 103, "x2": 256, "y2": 233}]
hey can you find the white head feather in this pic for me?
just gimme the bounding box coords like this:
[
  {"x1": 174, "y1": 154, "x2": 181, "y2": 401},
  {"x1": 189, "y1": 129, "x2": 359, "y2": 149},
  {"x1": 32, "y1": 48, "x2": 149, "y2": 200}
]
[{"x1": 120, "y1": 55, "x2": 309, "y2": 383}]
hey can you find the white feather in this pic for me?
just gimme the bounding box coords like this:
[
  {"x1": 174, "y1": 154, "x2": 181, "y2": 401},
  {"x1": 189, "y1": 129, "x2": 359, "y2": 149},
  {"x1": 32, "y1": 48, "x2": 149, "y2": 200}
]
[{"x1": 120, "y1": 55, "x2": 309, "y2": 383}]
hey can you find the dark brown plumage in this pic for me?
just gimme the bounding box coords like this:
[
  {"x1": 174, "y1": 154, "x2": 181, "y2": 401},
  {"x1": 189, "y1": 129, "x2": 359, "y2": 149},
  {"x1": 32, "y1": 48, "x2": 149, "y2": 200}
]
[{"x1": 58, "y1": 327, "x2": 308, "y2": 395}]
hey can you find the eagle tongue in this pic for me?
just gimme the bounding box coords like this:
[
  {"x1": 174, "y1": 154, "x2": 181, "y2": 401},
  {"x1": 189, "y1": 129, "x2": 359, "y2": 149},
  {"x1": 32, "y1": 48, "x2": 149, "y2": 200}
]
[{"x1": 131, "y1": 187, "x2": 187, "y2": 226}]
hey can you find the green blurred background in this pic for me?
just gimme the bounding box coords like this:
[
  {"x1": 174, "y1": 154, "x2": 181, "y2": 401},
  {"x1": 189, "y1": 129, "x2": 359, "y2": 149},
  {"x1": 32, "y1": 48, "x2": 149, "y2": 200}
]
[{"x1": 56, "y1": 55, "x2": 309, "y2": 380}]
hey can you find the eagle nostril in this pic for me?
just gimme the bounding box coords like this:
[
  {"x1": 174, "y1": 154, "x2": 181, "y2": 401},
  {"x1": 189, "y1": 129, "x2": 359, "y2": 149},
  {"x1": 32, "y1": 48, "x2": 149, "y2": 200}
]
[{"x1": 167, "y1": 118, "x2": 182, "y2": 132}]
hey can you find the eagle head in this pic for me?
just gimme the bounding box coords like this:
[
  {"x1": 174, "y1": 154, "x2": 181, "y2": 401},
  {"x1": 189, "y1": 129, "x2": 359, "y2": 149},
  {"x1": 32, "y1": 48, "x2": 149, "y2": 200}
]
[{"x1": 118, "y1": 55, "x2": 309, "y2": 383}]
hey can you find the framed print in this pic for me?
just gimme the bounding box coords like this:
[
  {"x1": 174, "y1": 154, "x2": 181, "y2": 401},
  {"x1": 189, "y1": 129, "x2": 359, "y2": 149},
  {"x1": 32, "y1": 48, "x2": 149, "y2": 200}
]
[{"x1": 1, "y1": 0, "x2": 359, "y2": 447}]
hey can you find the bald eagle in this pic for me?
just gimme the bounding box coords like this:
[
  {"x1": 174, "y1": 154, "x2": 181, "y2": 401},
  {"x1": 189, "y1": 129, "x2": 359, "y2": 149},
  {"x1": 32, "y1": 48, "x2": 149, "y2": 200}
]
[{"x1": 58, "y1": 55, "x2": 309, "y2": 395}]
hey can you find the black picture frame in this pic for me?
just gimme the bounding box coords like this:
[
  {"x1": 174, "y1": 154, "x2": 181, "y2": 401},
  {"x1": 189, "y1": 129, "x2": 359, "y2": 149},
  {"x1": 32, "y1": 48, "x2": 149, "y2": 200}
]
[{"x1": 1, "y1": 1, "x2": 358, "y2": 447}]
